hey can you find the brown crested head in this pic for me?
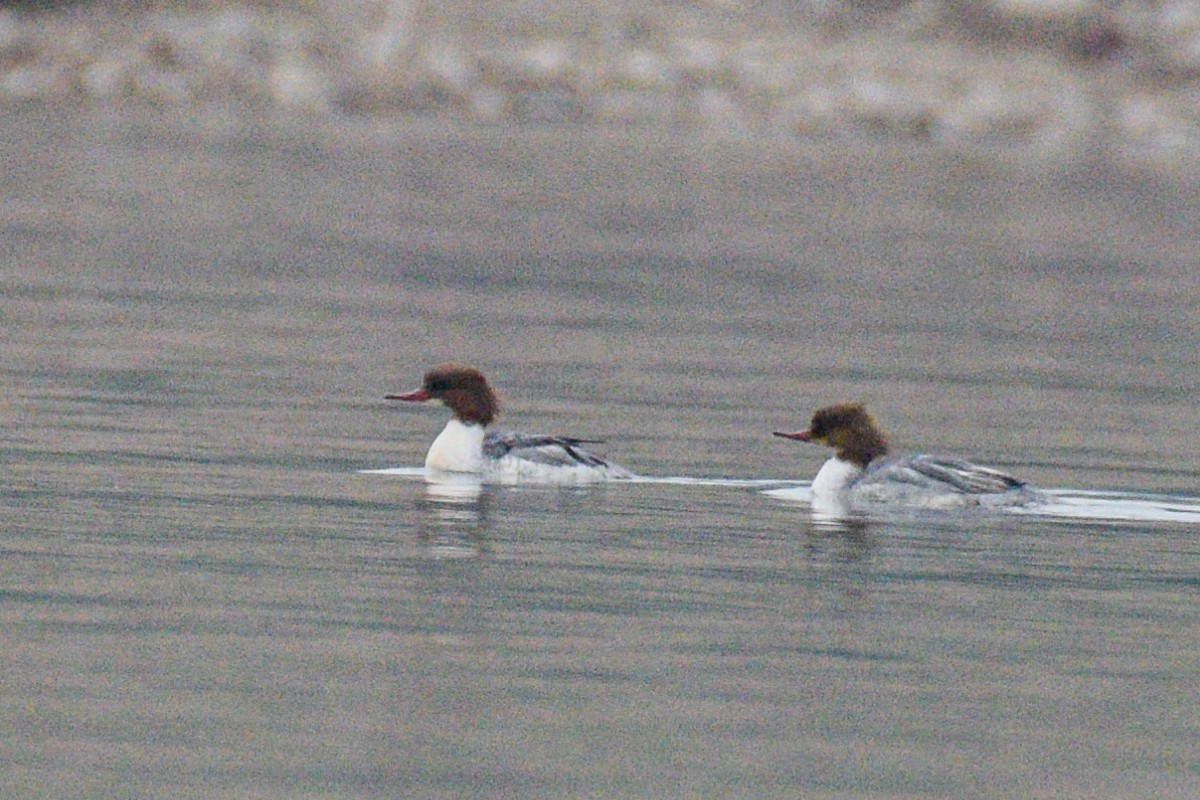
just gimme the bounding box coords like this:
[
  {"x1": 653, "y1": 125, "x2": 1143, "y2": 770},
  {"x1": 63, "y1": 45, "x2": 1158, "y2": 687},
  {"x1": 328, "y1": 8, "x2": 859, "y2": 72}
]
[
  {"x1": 421, "y1": 363, "x2": 500, "y2": 425},
  {"x1": 805, "y1": 402, "x2": 889, "y2": 468}
]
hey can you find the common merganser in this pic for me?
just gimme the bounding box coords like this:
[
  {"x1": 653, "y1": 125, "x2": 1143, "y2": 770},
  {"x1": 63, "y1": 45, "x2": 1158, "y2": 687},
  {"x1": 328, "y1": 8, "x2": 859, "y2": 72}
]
[
  {"x1": 773, "y1": 403, "x2": 1042, "y2": 512},
  {"x1": 387, "y1": 363, "x2": 632, "y2": 482}
]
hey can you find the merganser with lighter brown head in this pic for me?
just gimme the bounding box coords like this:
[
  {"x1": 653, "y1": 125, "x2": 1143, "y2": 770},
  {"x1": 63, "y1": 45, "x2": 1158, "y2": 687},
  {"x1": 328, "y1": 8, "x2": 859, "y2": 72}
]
[
  {"x1": 773, "y1": 403, "x2": 1042, "y2": 512},
  {"x1": 387, "y1": 363, "x2": 632, "y2": 482}
]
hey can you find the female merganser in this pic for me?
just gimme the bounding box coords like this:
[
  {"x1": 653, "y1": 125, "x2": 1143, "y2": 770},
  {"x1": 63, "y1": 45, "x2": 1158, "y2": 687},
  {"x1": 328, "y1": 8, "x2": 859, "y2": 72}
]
[
  {"x1": 773, "y1": 403, "x2": 1042, "y2": 512},
  {"x1": 387, "y1": 363, "x2": 632, "y2": 482}
]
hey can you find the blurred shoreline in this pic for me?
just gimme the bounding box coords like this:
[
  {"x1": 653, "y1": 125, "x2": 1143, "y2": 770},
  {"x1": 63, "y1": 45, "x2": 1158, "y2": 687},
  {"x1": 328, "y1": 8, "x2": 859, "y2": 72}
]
[{"x1": 3, "y1": 0, "x2": 1200, "y2": 164}]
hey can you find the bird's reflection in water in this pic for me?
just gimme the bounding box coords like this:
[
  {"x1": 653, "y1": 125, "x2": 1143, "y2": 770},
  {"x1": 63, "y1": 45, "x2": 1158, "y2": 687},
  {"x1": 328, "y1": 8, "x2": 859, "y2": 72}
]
[
  {"x1": 802, "y1": 509, "x2": 878, "y2": 563},
  {"x1": 765, "y1": 487, "x2": 875, "y2": 562},
  {"x1": 416, "y1": 472, "x2": 492, "y2": 559},
  {"x1": 794, "y1": 511, "x2": 879, "y2": 603}
]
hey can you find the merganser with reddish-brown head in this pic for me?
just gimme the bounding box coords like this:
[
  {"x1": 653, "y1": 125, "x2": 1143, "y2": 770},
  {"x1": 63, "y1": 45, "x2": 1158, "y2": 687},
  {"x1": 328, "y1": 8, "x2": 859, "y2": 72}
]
[
  {"x1": 774, "y1": 403, "x2": 1041, "y2": 512},
  {"x1": 387, "y1": 363, "x2": 632, "y2": 482}
]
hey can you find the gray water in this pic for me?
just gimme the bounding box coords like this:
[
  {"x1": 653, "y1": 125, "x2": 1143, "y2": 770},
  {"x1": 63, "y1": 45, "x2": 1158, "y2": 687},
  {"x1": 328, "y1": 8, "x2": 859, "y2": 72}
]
[{"x1": 4, "y1": 106, "x2": 1200, "y2": 798}]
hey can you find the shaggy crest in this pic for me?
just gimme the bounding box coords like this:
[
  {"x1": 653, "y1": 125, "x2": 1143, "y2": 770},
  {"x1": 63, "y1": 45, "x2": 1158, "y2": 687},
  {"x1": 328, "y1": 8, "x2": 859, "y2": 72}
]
[
  {"x1": 421, "y1": 363, "x2": 500, "y2": 425},
  {"x1": 807, "y1": 402, "x2": 889, "y2": 468}
]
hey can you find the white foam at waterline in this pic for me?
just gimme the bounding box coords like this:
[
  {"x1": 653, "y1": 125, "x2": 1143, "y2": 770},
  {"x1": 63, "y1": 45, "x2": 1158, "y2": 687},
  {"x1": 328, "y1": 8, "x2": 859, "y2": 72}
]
[
  {"x1": 359, "y1": 466, "x2": 801, "y2": 488},
  {"x1": 628, "y1": 476, "x2": 802, "y2": 488},
  {"x1": 762, "y1": 485, "x2": 813, "y2": 503},
  {"x1": 764, "y1": 484, "x2": 1200, "y2": 525},
  {"x1": 360, "y1": 468, "x2": 1200, "y2": 523},
  {"x1": 1009, "y1": 490, "x2": 1200, "y2": 524}
]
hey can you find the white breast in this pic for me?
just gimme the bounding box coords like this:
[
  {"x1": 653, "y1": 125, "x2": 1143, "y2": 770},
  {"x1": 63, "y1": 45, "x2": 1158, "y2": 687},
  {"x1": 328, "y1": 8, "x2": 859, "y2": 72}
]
[
  {"x1": 809, "y1": 457, "x2": 864, "y2": 513},
  {"x1": 425, "y1": 419, "x2": 486, "y2": 473}
]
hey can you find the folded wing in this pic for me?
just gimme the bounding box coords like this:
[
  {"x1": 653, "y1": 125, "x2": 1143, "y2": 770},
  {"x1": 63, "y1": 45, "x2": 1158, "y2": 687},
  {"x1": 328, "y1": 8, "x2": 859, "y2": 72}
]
[
  {"x1": 865, "y1": 455, "x2": 1027, "y2": 494},
  {"x1": 483, "y1": 432, "x2": 613, "y2": 468}
]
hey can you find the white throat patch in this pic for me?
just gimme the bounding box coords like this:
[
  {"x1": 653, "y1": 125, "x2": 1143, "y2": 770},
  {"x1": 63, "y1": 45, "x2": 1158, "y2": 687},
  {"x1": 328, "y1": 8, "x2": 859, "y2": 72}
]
[
  {"x1": 425, "y1": 418, "x2": 486, "y2": 473},
  {"x1": 809, "y1": 457, "x2": 864, "y2": 512}
]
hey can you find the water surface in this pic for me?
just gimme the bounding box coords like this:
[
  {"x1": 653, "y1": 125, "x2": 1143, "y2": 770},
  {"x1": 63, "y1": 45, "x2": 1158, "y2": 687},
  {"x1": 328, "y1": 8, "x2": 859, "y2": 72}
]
[{"x1": 3, "y1": 107, "x2": 1199, "y2": 799}]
